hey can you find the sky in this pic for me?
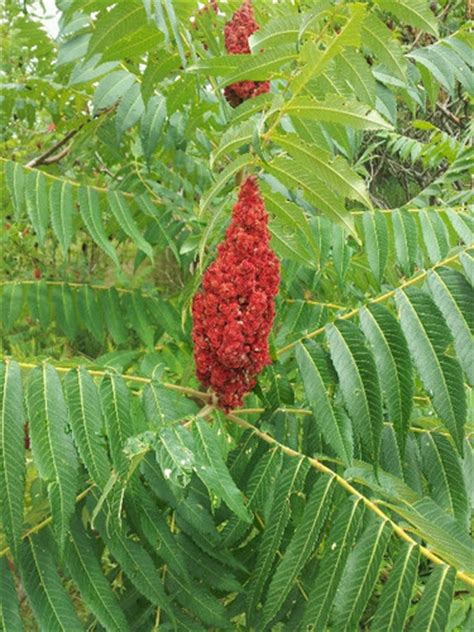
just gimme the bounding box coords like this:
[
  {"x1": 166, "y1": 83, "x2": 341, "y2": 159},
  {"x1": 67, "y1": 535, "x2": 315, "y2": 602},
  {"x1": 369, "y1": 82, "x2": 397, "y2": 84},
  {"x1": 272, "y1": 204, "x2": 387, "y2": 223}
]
[{"x1": 36, "y1": 0, "x2": 60, "y2": 37}]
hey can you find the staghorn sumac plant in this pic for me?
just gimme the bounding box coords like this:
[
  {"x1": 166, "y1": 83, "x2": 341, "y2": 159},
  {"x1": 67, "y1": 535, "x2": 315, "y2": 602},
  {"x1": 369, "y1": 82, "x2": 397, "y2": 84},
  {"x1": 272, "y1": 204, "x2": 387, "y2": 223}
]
[{"x1": 0, "y1": 1, "x2": 472, "y2": 631}]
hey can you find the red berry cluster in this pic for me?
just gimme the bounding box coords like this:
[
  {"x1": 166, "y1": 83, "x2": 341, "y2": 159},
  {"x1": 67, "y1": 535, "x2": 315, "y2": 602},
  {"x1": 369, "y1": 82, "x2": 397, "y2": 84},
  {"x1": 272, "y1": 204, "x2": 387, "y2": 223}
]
[
  {"x1": 192, "y1": 178, "x2": 280, "y2": 410},
  {"x1": 223, "y1": 0, "x2": 270, "y2": 107}
]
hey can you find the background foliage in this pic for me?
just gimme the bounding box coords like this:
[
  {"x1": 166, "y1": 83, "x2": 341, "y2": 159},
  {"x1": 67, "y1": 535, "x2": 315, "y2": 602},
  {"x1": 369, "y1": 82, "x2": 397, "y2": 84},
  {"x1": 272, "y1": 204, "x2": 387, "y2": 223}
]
[{"x1": 0, "y1": 0, "x2": 473, "y2": 630}]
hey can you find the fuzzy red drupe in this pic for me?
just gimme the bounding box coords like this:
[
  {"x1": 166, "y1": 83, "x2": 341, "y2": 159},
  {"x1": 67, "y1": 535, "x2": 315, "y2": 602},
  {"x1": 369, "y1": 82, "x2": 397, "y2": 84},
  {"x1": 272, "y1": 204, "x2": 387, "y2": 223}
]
[
  {"x1": 223, "y1": 0, "x2": 270, "y2": 107},
  {"x1": 192, "y1": 177, "x2": 280, "y2": 410}
]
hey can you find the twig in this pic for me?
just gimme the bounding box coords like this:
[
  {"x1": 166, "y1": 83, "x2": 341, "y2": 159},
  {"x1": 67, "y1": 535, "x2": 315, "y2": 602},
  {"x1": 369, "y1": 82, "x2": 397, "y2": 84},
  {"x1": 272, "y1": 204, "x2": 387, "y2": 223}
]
[
  {"x1": 25, "y1": 106, "x2": 115, "y2": 169},
  {"x1": 26, "y1": 127, "x2": 79, "y2": 168},
  {"x1": 436, "y1": 100, "x2": 462, "y2": 126},
  {"x1": 41, "y1": 145, "x2": 71, "y2": 166}
]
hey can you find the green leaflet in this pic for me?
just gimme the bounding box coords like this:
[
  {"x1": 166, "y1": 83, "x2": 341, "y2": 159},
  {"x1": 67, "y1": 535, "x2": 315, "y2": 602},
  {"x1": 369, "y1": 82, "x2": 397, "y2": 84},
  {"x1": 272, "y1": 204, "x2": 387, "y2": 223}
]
[
  {"x1": 332, "y1": 518, "x2": 392, "y2": 631},
  {"x1": 286, "y1": 95, "x2": 392, "y2": 131},
  {"x1": 141, "y1": 94, "x2": 167, "y2": 162},
  {"x1": 266, "y1": 156, "x2": 356, "y2": 237},
  {"x1": 193, "y1": 420, "x2": 251, "y2": 522},
  {"x1": 392, "y1": 208, "x2": 419, "y2": 276},
  {"x1": 376, "y1": 0, "x2": 438, "y2": 36},
  {"x1": 396, "y1": 288, "x2": 466, "y2": 453},
  {"x1": 115, "y1": 82, "x2": 145, "y2": 139},
  {"x1": 290, "y1": 4, "x2": 366, "y2": 94},
  {"x1": 142, "y1": 381, "x2": 198, "y2": 427},
  {"x1": 5, "y1": 160, "x2": 25, "y2": 220},
  {"x1": 64, "y1": 368, "x2": 111, "y2": 490},
  {"x1": 335, "y1": 49, "x2": 376, "y2": 106},
  {"x1": 459, "y1": 250, "x2": 474, "y2": 287},
  {"x1": 229, "y1": 92, "x2": 273, "y2": 125},
  {"x1": 301, "y1": 497, "x2": 365, "y2": 631},
  {"x1": 100, "y1": 288, "x2": 129, "y2": 345},
  {"x1": 142, "y1": 55, "x2": 180, "y2": 102},
  {"x1": 25, "y1": 170, "x2": 49, "y2": 246},
  {"x1": 265, "y1": 362, "x2": 295, "y2": 409},
  {"x1": 427, "y1": 267, "x2": 474, "y2": 385},
  {"x1": 276, "y1": 301, "x2": 327, "y2": 349},
  {"x1": 99, "y1": 373, "x2": 135, "y2": 476},
  {"x1": 211, "y1": 120, "x2": 255, "y2": 167},
  {"x1": 198, "y1": 153, "x2": 255, "y2": 216},
  {"x1": 20, "y1": 530, "x2": 83, "y2": 632},
  {"x1": 419, "y1": 209, "x2": 449, "y2": 264},
  {"x1": 103, "y1": 26, "x2": 162, "y2": 64},
  {"x1": 175, "y1": 533, "x2": 241, "y2": 593},
  {"x1": 107, "y1": 191, "x2": 153, "y2": 261},
  {"x1": 124, "y1": 290, "x2": 155, "y2": 349},
  {"x1": 52, "y1": 283, "x2": 78, "y2": 340},
  {"x1": 298, "y1": 0, "x2": 334, "y2": 39},
  {"x1": 25, "y1": 365, "x2": 78, "y2": 553},
  {"x1": 77, "y1": 187, "x2": 120, "y2": 267},
  {"x1": 49, "y1": 179, "x2": 74, "y2": 256},
  {"x1": 421, "y1": 433, "x2": 469, "y2": 529},
  {"x1": 4, "y1": 160, "x2": 25, "y2": 219},
  {"x1": 261, "y1": 474, "x2": 336, "y2": 628},
  {"x1": 27, "y1": 281, "x2": 50, "y2": 328},
  {"x1": 408, "y1": 564, "x2": 455, "y2": 631},
  {"x1": 326, "y1": 320, "x2": 383, "y2": 465},
  {"x1": 371, "y1": 543, "x2": 420, "y2": 632},
  {"x1": 93, "y1": 509, "x2": 174, "y2": 622},
  {"x1": 0, "y1": 557, "x2": 22, "y2": 631},
  {"x1": 136, "y1": 194, "x2": 180, "y2": 262},
  {"x1": 448, "y1": 210, "x2": 474, "y2": 246},
  {"x1": 162, "y1": 0, "x2": 186, "y2": 67},
  {"x1": 66, "y1": 516, "x2": 128, "y2": 632},
  {"x1": 361, "y1": 13, "x2": 407, "y2": 80},
  {"x1": 86, "y1": 2, "x2": 148, "y2": 60},
  {"x1": 390, "y1": 497, "x2": 472, "y2": 573},
  {"x1": 1, "y1": 282, "x2": 24, "y2": 332},
  {"x1": 126, "y1": 479, "x2": 192, "y2": 585},
  {"x1": 273, "y1": 132, "x2": 372, "y2": 208},
  {"x1": 0, "y1": 360, "x2": 25, "y2": 560},
  {"x1": 77, "y1": 284, "x2": 105, "y2": 343},
  {"x1": 344, "y1": 462, "x2": 420, "y2": 505},
  {"x1": 250, "y1": 1, "x2": 330, "y2": 50},
  {"x1": 221, "y1": 448, "x2": 282, "y2": 547},
  {"x1": 359, "y1": 303, "x2": 413, "y2": 453},
  {"x1": 362, "y1": 210, "x2": 388, "y2": 284},
  {"x1": 296, "y1": 341, "x2": 353, "y2": 465},
  {"x1": 409, "y1": 47, "x2": 456, "y2": 96},
  {"x1": 93, "y1": 70, "x2": 137, "y2": 113},
  {"x1": 165, "y1": 568, "x2": 229, "y2": 629},
  {"x1": 269, "y1": 219, "x2": 316, "y2": 268},
  {"x1": 332, "y1": 223, "x2": 352, "y2": 286},
  {"x1": 191, "y1": 46, "x2": 298, "y2": 84},
  {"x1": 155, "y1": 424, "x2": 195, "y2": 488},
  {"x1": 249, "y1": 12, "x2": 310, "y2": 51}
]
